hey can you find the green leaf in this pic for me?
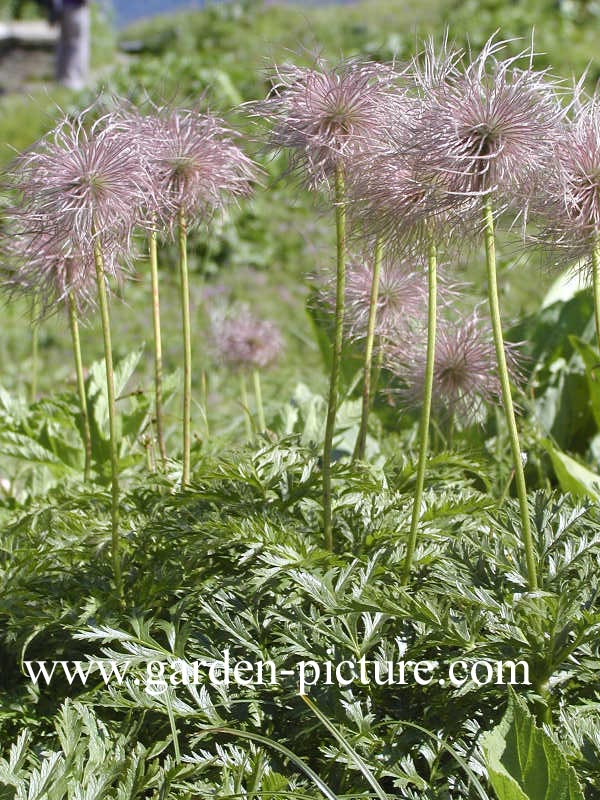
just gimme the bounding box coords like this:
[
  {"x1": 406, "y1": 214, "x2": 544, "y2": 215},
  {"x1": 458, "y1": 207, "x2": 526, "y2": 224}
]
[
  {"x1": 483, "y1": 690, "x2": 585, "y2": 800},
  {"x1": 569, "y1": 335, "x2": 600, "y2": 429},
  {"x1": 540, "y1": 438, "x2": 600, "y2": 501}
]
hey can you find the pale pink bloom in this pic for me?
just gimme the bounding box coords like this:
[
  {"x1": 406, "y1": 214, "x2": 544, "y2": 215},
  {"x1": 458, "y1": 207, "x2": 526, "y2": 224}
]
[
  {"x1": 389, "y1": 309, "x2": 523, "y2": 422},
  {"x1": 128, "y1": 106, "x2": 258, "y2": 226},
  {"x1": 256, "y1": 58, "x2": 404, "y2": 188},
  {"x1": 410, "y1": 37, "x2": 564, "y2": 207},
  {"x1": 210, "y1": 304, "x2": 283, "y2": 370}
]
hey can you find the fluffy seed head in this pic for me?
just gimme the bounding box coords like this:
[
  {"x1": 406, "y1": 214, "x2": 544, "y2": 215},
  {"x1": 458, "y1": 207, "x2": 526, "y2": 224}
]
[
  {"x1": 1, "y1": 219, "x2": 99, "y2": 316},
  {"x1": 257, "y1": 58, "x2": 403, "y2": 188},
  {"x1": 320, "y1": 253, "x2": 428, "y2": 342},
  {"x1": 411, "y1": 37, "x2": 563, "y2": 204},
  {"x1": 533, "y1": 95, "x2": 600, "y2": 266},
  {"x1": 389, "y1": 310, "x2": 523, "y2": 422},
  {"x1": 131, "y1": 107, "x2": 258, "y2": 225},
  {"x1": 8, "y1": 110, "x2": 145, "y2": 263},
  {"x1": 210, "y1": 304, "x2": 283, "y2": 370}
]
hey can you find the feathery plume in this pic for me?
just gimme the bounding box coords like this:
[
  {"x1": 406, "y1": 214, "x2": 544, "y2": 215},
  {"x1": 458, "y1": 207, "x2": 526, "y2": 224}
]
[{"x1": 256, "y1": 58, "x2": 404, "y2": 188}]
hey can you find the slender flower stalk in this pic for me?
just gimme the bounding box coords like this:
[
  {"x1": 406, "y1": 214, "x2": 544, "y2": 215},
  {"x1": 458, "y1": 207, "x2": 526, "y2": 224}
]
[
  {"x1": 123, "y1": 105, "x2": 257, "y2": 480},
  {"x1": 593, "y1": 235, "x2": 600, "y2": 352},
  {"x1": 178, "y1": 207, "x2": 192, "y2": 486},
  {"x1": 93, "y1": 238, "x2": 123, "y2": 602},
  {"x1": 401, "y1": 240, "x2": 437, "y2": 585},
  {"x1": 253, "y1": 369, "x2": 266, "y2": 432},
  {"x1": 240, "y1": 374, "x2": 252, "y2": 439},
  {"x1": 322, "y1": 165, "x2": 346, "y2": 550},
  {"x1": 68, "y1": 291, "x2": 92, "y2": 481},
  {"x1": 148, "y1": 220, "x2": 167, "y2": 466},
  {"x1": 483, "y1": 199, "x2": 537, "y2": 590},
  {"x1": 353, "y1": 237, "x2": 384, "y2": 461},
  {"x1": 30, "y1": 300, "x2": 39, "y2": 403}
]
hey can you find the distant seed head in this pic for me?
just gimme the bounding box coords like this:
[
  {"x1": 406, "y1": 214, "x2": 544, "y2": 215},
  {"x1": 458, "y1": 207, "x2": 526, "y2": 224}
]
[
  {"x1": 210, "y1": 304, "x2": 284, "y2": 370},
  {"x1": 256, "y1": 58, "x2": 403, "y2": 188}
]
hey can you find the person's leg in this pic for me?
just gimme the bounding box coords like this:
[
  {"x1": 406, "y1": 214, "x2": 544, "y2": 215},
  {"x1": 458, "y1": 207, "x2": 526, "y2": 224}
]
[{"x1": 56, "y1": 2, "x2": 89, "y2": 90}]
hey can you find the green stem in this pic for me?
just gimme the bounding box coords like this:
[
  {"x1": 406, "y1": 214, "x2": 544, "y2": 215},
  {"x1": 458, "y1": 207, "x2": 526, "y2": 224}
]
[
  {"x1": 149, "y1": 224, "x2": 167, "y2": 467},
  {"x1": 592, "y1": 234, "x2": 600, "y2": 353},
  {"x1": 401, "y1": 240, "x2": 437, "y2": 586},
  {"x1": 253, "y1": 369, "x2": 266, "y2": 432},
  {"x1": 93, "y1": 239, "x2": 123, "y2": 603},
  {"x1": 371, "y1": 342, "x2": 384, "y2": 401},
  {"x1": 201, "y1": 369, "x2": 209, "y2": 441},
  {"x1": 30, "y1": 299, "x2": 39, "y2": 403},
  {"x1": 178, "y1": 207, "x2": 192, "y2": 486},
  {"x1": 68, "y1": 291, "x2": 92, "y2": 482},
  {"x1": 240, "y1": 373, "x2": 252, "y2": 440},
  {"x1": 353, "y1": 237, "x2": 384, "y2": 462},
  {"x1": 322, "y1": 165, "x2": 347, "y2": 552},
  {"x1": 483, "y1": 198, "x2": 538, "y2": 591}
]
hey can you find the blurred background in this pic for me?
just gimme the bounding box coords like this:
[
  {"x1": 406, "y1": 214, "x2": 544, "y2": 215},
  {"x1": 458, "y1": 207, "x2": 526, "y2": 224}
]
[{"x1": 1, "y1": 0, "x2": 599, "y2": 442}]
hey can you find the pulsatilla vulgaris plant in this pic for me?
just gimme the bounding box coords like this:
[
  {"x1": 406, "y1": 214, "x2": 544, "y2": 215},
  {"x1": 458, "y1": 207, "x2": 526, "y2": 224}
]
[
  {"x1": 130, "y1": 106, "x2": 257, "y2": 485},
  {"x1": 2, "y1": 109, "x2": 147, "y2": 602},
  {"x1": 256, "y1": 58, "x2": 404, "y2": 549},
  {"x1": 405, "y1": 37, "x2": 565, "y2": 590}
]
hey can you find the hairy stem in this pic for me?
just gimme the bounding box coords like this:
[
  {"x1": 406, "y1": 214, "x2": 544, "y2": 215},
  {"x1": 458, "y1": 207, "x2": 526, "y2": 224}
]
[
  {"x1": 401, "y1": 241, "x2": 437, "y2": 586},
  {"x1": 93, "y1": 239, "x2": 123, "y2": 602},
  {"x1": 593, "y1": 234, "x2": 600, "y2": 353},
  {"x1": 178, "y1": 207, "x2": 192, "y2": 486},
  {"x1": 68, "y1": 291, "x2": 92, "y2": 482},
  {"x1": 353, "y1": 237, "x2": 384, "y2": 462},
  {"x1": 149, "y1": 223, "x2": 167, "y2": 466},
  {"x1": 30, "y1": 299, "x2": 39, "y2": 403},
  {"x1": 253, "y1": 369, "x2": 266, "y2": 432},
  {"x1": 483, "y1": 198, "x2": 537, "y2": 591},
  {"x1": 240, "y1": 373, "x2": 252, "y2": 440},
  {"x1": 322, "y1": 164, "x2": 346, "y2": 551}
]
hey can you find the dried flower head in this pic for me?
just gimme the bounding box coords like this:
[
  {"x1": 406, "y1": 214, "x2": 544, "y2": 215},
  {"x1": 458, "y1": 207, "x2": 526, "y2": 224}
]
[
  {"x1": 389, "y1": 309, "x2": 523, "y2": 422},
  {"x1": 256, "y1": 58, "x2": 403, "y2": 188},
  {"x1": 411, "y1": 37, "x2": 563, "y2": 205},
  {"x1": 1, "y1": 219, "x2": 99, "y2": 316},
  {"x1": 533, "y1": 94, "x2": 600, "y2": 267},
  {"x1": 210, "y1": 304, "x2": 283, "y2": 371},
  {"x1": 320, "y1": 254, "x2": 428, "y2": 342},
  {"x1": 8, "y1": 110, "x2": 145, "y2": 264},
  {"x1": 131, "y1": 107, "x2": 257, "y2": 225}
]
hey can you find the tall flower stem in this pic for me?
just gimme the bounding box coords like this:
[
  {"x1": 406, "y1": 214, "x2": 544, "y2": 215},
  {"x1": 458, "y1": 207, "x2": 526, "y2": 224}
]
[
  {"x1": 30, "y1": 299, "x2": 39, "y2": 403},
  {"x1": 401, "y1": 240, "x2": 437, "y2": 586},
  {"x1": 149, "y1": 222, "x2": 167, "y2": 466},
  {"x1": 178, "y1": 207, "x2": 192, "y2": 486},
  {"x1": 240, "y1": 374, "x2": 252, "y2": 439},
  {"x1": 322, "y1": 164, "x2": 346, "y2": 552},
  {"x1": 93, "y1": 239, "x2": 123, "y2": 602},
  {"x1": 483, "y1": 198, "x2": 537, "y2": 591},
  {"x1": 253, "y1": 369, "x2": 266, "y2": 432},
  {"x1": 68, "y1": 291, "x2": 92, "y2": 482},
  {"x1": 592, "y1": 233, "x2": 600, "y2": 353},
  {"x1": 353, "y1": 237, "x2": 384, "y2": 462}
]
